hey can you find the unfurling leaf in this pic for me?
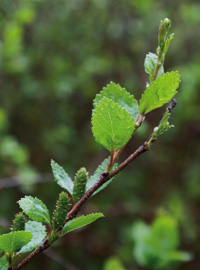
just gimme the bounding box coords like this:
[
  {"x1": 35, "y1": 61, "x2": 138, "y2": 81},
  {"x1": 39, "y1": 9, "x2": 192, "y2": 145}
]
[
  {"x1": 62, "y1": 213, "x2": 104, "y2": 236},
  {"x1": 18, "y1": 196, "x2": 50, "y2": 225},
  {"x1": 144, "y1": 52, "x2": 164, "y2": 82},
  {"x1": 52, "y1": 192, "x2": 70, "y2": 232},
  {"x1": 19, "y1": 221, "x2": 47, "y2": 254},
  {"x1": 152, "y1": 110, "x2": 174, "y2": 140},
  {"x1": 11, "y1": 212, "x2": 26, "y2": 231},
  {"x1": 92, "y1": 97, "x2": 135, "y2": 152},
  {"x1": 0, "y1": 231, "x2": 32, "y2": 253},
  {"x1": 51, "y1": 160, "x2": 74, "y2": 195},
  {"x1": 94, "y1": 82, "x2": 139, "y2": 120},
  {"x1": 139, "y1": 72, "x2": 180, "y2": 114},
  {"x1": 73, "y1": 168, "x2": 88, "y2": 203}
]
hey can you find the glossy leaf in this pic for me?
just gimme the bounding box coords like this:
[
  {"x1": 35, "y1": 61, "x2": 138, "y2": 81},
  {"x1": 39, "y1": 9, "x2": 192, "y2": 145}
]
[
  {"x1": 0, "y1": 231, "x2": 32, "y2": 253},
  {"x1": 18, "y1": 196, "x2": 50, "y2": 225},
  {"x1": 92, "y1": 97, "x2": 135, "y2": 152},
  {"x1": 62, "y1": 213, "x2": 104, "y2": 236},
  {"x1": 19, "y1": 221, "x2": 47, "y2": 254},
  {"x1": 94, "y1": 82, "x2": 139, "y2": 120},
  {"x1": 139, "y1": 72, "x2": 180, "y2": 114},
  {"x1": 51, "y1": 160, "x2": 74, "y2": 195}
]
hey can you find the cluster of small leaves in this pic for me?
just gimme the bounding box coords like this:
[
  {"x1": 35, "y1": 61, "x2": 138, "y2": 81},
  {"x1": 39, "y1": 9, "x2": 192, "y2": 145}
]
[
  {"x1": 132, "y1": 215, "x2": 192, "y2": 269},
  {"x1": 0, "y1": 18, "x2": 185, "y2": 270}
]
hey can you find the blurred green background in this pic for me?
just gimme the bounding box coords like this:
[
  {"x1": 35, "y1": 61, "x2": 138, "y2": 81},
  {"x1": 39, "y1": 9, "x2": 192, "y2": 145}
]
[{"x1": 0, "y1": 0, "x2": 200, "y2": 269}]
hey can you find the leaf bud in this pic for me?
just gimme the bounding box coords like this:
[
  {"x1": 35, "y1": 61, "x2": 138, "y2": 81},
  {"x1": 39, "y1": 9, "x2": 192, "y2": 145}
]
[
  {"x1": 72, "y1": 167, "x2": 88, "y2": 204},
  {"x1": 164, "y1": 18, "x2": 171, "y2": 30},
  {"x1": 52, "y1": 192, "x2": 70, "y2": 232},
  {"x1": 11, "y1": 212, "x2": 26, "y2": 231}
]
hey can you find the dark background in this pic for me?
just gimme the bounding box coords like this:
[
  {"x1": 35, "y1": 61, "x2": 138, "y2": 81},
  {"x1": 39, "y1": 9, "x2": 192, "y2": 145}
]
[{"x1": 0, "y1": 0, "x2": 200, "y2": 269}]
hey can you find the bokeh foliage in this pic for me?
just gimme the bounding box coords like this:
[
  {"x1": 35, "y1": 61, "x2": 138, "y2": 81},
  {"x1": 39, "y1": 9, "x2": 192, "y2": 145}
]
[{"x1": 0, "y1": 0, "x2": 200, "y2": 269}]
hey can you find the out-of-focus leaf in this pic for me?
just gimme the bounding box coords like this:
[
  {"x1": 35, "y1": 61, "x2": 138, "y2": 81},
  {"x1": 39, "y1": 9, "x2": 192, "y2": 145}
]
[
  {"x1": 103, "y1": 257, "x2": 126, "y2": 270},
  {"x1": 0, "y1": 256, "x2": 8, "y2": 270}
]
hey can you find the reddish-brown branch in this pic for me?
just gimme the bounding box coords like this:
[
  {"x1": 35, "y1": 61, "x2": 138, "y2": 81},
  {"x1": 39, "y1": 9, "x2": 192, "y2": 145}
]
[{"x1": 13, "y1": 144, "x2": 147, "y2": 270}]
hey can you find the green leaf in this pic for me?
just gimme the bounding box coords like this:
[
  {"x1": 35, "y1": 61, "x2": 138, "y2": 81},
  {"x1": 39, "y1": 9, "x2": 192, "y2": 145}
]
[
  {"x1": 144, "y1": 52, "x2": 164, "y2": 82},
  {"x1": 92, "y1": 97, "x2": 135, "y2": 152},
  {"x1": 103, "y1": 257, "x2": 126, "y2": 270},
  {"x1": 51, "y1": 160, "x2": 74, "y2": 195},
  {"x1": 151, "y1": 215, "x2": 179, "y2": 250},
  {"x1": 94, "y1": 82, "x2": 139, "y2": 120},
  {"x1": 0, "y1": 231, "x2": 32, "y2": 253},
  {"x1": 0, "y1": 256, "x2": 8, "y2": 270},
  {"x1": 19, "y1": 221, "x2": 47, "y2": 254},
  {"x1": 139, "y1": 72, "x2": 181, "y2": 114},
  {"x1": 86, "y1": 157, "x2": 117, "y2": 195},
  {"x1": 164, "y1": 251, "x2": 192, "y2": 264},
  {"x1": 18, "y1": 196, "x2": 50, "y2": 225},
  {"x1": 153, "y1": 110, "x2": 174, "y2": 139},
  {"x1": 132, "y1": 221, "x2": 151, "y2": 265},
  {"x1": 62, "y1": 213, "x2": 104, "y2": 236}
]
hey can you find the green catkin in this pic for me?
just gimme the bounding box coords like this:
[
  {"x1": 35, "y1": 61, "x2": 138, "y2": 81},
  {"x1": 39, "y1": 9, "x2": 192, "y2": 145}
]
[
  {"x1": 11, "y1": 212, "x2": 26, "y2": 231},
  {"x1": 72, "y1": 167, "x2": 88, "y2": 204},
  {"x1": 52, "y1": 192, "x2": 70, "y2": 232}
]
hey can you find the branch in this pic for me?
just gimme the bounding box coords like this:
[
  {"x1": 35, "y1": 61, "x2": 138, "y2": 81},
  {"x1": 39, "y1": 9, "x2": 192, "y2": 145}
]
[
  {"x1": 13, "y1": 144, "x2": 147, "y2": 270},
  {"x1": 13, "y1": 100, "x2": 177, "y2": 270}
]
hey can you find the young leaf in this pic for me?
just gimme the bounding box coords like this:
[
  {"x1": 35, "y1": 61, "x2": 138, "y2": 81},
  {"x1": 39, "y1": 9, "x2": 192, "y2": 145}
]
[
  {"x1": 0, "y1": 231, "x2": 32, "y2": 253},
  {"x1": 73, "y1": 168, "x2": 88, "y2": 203},
  {"x1": 152, "y1": 110, "x2": 174, "y2": 140},
  {"x1": 86, "y1": 157, "x2": 117, "y2": 195},
  {"x1": 18, "y1": 196, "x2": 50, "y2": 225},
  {"x1": 144, "y1": 52, "x2": 164, "y2": 82},
  {"x1": 0, "y1": 256, "x2": 8, "y2": 270},
  {"x1": 94, "y1": 82, "x2": 139, "y2": 120},
  {"x1": 139, "y1": 72, "x2": 180, "y2": 114},
  {"x1": 19, "y1": 221, "x2": 47, "y2": 254},
  {"x1": 51, "y1": 160, "x2": 74, "y2": 195},
  {"x1": 92, "y1": 97, "x2": 135, "y2": 152},
  {"x1": 62, "y1": 213, "x2": 104, "y2": 236}
]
